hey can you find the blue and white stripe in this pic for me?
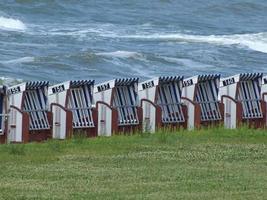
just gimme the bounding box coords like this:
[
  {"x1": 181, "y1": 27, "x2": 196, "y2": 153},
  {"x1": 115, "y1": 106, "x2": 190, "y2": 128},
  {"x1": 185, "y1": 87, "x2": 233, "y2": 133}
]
[
  {"x1": 113, "y1": 78, "x2": 139, "y2": 125},
  {"x1": 195, "y1": 74, "x2": 222, "y2": 121},
  {"x1": 70, "y1": 80, "x2": 94, "y2": 88},
  {"x1": 237, "y1": 73, "x2": 263, "y2": 119},
  {"x1": 23, "y1": 85, "x2": 50, "y2": 130},
  {"x1": 157, "y1": 76, "x2": 185, "y2": 123},
  {"x1": 67, "y1": 80, "x2": 95, "y2": 128},
  {"x1": 26, "y1": 81, "x2": 49, "y2": 90}
]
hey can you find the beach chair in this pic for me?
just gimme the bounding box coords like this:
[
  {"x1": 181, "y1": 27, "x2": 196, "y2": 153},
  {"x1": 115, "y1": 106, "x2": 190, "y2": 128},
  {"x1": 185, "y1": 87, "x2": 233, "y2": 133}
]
[
  {"x1": 7, "y1": 81, "x2": 52, "y2": 143},
  {"x1": 94, "y1": 78, "x2": 142, "y2": 136},
  {"x1": 138, "y1": 76, "x2": 187, "y2": 132},
  {"x1": 48, "y1": 80, "x2": 97, "y2": 139},
  {"x1": 220, "y1": 73, "x2": 265, "y2": 128},
  {"x1": 0, "y1": 86, "x2": 8, "y2": 143},
  {"x1": 182, "y1": 74, "x2": 224, "y2": 129}
]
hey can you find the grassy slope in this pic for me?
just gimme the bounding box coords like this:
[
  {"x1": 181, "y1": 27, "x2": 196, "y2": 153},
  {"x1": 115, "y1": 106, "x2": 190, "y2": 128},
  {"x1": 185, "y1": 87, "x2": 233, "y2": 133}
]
[{"x1": 0, "y1": 128, "x2": 267, "y2": 200}]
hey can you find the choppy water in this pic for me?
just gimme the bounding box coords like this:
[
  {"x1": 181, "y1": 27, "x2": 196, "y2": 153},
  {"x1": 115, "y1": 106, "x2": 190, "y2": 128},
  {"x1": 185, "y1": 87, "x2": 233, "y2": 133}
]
[{"x1": 0, "y1": 0, "x2": 267, "y2": 85}]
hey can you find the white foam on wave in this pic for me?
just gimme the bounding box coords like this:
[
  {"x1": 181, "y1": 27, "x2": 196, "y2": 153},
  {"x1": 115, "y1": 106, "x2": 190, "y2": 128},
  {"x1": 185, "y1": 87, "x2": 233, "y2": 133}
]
[
  {"x1": 0, "y1": 16, "x2": 26, "y2": 31},
  {"x1": 1, "y1": 57, "x2": 34, "y2": 64},
  {"x1": 95, "y1": 51, "x2": 145, "y2": 59},
  {"x1": 0, "y1": 77, "x2": 23, "y2": 86},
  {"x1": 160, "y1": 56, "x2": 215, "y2": 69},
  {"x1": 113, "y1": 32, "x2": 267, "y2": 54},
  {"x1": 36, "y1": 24, "x2": 114, "y2": 37}
]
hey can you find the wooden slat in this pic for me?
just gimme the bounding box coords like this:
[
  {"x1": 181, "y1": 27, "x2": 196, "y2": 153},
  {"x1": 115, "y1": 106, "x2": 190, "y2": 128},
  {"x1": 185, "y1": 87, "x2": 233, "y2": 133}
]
[
  {"x1": 195, "y1": 79, "x2": 222, "y2": 121},
  {"x1": 113, "y1": 85, "x2": 139, "y2": 126},
  {"x1": 238, "y1": 79, "x2": 263, "y2": 119},
  {"x1": 157, "y1": 82, "x2": 185, "y2": 123},
  {"x1": 68, "y1": 85, "x2": 95, "y2": 128}
]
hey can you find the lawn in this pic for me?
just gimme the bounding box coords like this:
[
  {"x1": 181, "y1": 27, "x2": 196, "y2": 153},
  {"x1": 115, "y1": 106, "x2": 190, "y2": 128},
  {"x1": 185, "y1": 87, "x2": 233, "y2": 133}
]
[{"x1": 0, "y1": 127, "x2": 267, "y2": 200}]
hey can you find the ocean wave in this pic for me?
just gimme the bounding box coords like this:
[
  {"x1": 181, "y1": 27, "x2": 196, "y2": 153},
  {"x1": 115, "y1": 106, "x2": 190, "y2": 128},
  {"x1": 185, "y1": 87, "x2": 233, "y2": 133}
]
[
  {"x1": 112, "y1": 32, "x2": 267, "y2": 54},
  {"x1": 29, "y1": 23, "x2": 115, "y2": 37},
  {"x1": 160, "y1": 56, "x2": 215, "y2": 69},
  {"x1": 45, "y1": 28, "x2": 101, "y2": 36},
  {"x1": 0, "y1": 16, "x2": 26, "y2": 31},
  {"x1": 1, "y1": 57, "x2": 34, "y2": 64},
  {"x1": 95, "y1": 51, "x2": 145, "y2": 59},
  {"x1": 0, "y1": 77, "x2": 23, "y2": 86}
]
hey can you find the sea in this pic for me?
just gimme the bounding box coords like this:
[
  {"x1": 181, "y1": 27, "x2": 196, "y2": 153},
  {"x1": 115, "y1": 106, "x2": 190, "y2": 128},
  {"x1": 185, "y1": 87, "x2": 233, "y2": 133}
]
[{"x1": 0, "y1": 0, "x2": 267, "y2": 85}]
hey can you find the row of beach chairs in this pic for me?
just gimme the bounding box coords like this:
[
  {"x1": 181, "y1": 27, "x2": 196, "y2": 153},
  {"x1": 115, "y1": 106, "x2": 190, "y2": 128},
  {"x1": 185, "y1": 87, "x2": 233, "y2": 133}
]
[{"x1": 0, "y1": 73, "x2": 267, "y2": 143}]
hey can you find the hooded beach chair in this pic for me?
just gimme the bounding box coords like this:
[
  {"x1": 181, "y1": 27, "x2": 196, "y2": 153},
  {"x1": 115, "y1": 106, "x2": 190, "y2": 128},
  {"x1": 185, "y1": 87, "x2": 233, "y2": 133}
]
[
  {"x1": 94, "y1": 78, "x2": 142, "y2": 136},
  {"x1": 138, "y1": 76, "x2": 187, "y2": 132},
  {"x1": 0, "y1": 86, "x2": 7, "y2": 143},
  {"x1": 182, "y1": 74, "x2": 224, "y2": 129},
  {"x1": 7, "y1": 81, "x2": 52, "y2": 143},
  {"x1": 48, "y1": 80, "x2": 97, "y2": 139},
  {"x1": 220, "y1": 73, "x2": 265, "y2": 128}
]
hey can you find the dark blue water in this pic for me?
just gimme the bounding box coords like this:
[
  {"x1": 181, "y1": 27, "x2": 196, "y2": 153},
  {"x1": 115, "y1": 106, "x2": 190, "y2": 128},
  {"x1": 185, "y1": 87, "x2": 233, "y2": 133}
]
[{"x1": 0, "y1": 0, "x2": 267, "y2": 85}]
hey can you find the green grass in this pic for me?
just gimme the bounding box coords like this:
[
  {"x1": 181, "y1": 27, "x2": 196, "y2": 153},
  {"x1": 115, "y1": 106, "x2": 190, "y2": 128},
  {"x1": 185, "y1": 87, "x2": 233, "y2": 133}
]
[{"x1": 0, "y1": 127, "x2": 267, "y2": 200}]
